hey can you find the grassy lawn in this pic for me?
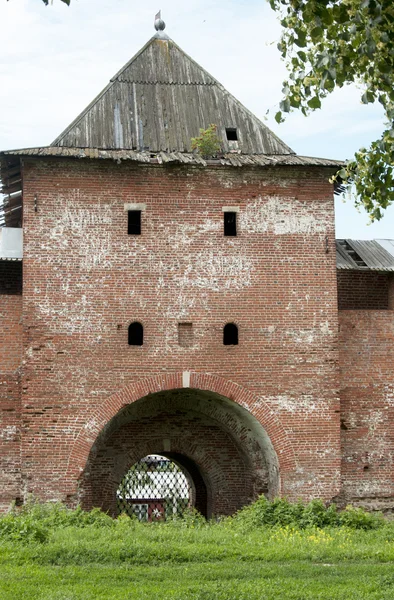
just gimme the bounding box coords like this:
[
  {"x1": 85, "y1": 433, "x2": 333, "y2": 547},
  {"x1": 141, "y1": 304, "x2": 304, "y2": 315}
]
[{"x1": 1, "y1": 502, "x2": 394, "y2": 599}]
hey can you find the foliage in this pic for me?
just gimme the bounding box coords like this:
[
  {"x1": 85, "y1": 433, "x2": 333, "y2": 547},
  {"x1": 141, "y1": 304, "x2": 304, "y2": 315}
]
[
  {"x1": 270, "y1": 0, "x2": 394, "y2": 221},
  {"x1": 229, "y1": 496, "x2": 384, "y2": 530},
  {"x1": 0, "y1": 511, "x2": 49, "y2": 543},
  {"x1": 1, "y1": 503, "x2": 394, "y2": 599},
  {"x1": 339, "y1": 504, "x2": 384, "y2": 530},
  {"x1": 165, "y1": 506, "x2": 207, "y2": 529},
  {"x1": 0, "y1": 496, "x2": 384, "y2": 549},
  {"x1": 191, "y1": 124, "x2": 222, "y2": 158},
  {"x1": 0, "y1": 497, "x2": 113, "y2": 543}
]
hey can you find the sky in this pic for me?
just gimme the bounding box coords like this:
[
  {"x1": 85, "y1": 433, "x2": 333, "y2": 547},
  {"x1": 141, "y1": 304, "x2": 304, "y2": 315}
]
[{"x1": 0, "y1": 0, "x2": 393, "y2": 239}]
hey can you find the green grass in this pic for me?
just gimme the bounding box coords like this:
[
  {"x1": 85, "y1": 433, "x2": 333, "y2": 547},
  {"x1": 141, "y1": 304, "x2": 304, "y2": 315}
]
[{"x1": 1, "y1": 501, "x2": 394, "y2": 599}]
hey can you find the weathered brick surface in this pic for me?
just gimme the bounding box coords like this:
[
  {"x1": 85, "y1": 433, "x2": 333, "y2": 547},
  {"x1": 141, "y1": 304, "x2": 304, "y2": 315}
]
[
  {"x1": 1, "y1": 157, "x2": 343, "y2": 511},
  {"x1": 337, "y1": 271, "x2": 391, "y2": 310},
  {"x1": 0, "y1": 262, "x2": 22, "y2": 510},
  {"x1": 389, "y1": 276, "x2": 394, "y2": 310},
  {"x1": 339, "y1": 310, "x2": 394, "y2": 512}
]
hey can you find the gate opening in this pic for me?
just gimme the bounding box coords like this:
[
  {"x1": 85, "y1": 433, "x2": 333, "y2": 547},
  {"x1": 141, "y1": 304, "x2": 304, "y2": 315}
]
[
  {"x1": 116, "y1": 454, "x2": 192, "y2": 521},
  {"x1": 81, "y1": 387, "x2": 279, "y2": 518}
]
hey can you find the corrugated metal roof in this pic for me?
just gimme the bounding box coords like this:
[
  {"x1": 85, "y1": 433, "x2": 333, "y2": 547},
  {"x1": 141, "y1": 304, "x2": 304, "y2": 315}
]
[
  {"x1": 0, "y1": 154, "x2": 22, "y2": 228},
  {"x1": 336, "y1": 239, "x2": 394, "y2": 272},
  {"x1": 0, "y1": 146, "x2": 344, "y2": 168},
  {"x1": 52, "y1": 35, "x2": 294, "y2": 155},
  {"x1": 376, "y1": 239, "x2": 394, "y2": 258}
]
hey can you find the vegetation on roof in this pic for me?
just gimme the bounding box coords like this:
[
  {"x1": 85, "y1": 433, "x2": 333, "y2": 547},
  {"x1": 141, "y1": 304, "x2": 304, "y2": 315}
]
[{"x1": 191, "y1": 124, "x2": 222, "y2": 159}]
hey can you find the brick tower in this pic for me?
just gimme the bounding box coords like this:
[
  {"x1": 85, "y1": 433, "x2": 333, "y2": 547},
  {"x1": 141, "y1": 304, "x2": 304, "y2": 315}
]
[{"x1": 1, "y1": 16, "x2": 393, "y2": 516}]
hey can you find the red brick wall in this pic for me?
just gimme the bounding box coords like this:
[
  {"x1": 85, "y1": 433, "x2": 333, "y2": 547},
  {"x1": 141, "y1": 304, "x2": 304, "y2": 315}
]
[
  {"x1": 337, "y1": 271, "x2": 390, "y2": 310},
  {"x1": 389, "y1": 276, "x2": 394, "y2": 310},
  {"x1": 0, "y1": 261, "x2": 22, "y2": 510},
  {"x1": 2, "y1": 157, "x2": 341, "y2": 511},
  {"x1": 339, "y1": 310, "x2": 394, "y2": 512}
]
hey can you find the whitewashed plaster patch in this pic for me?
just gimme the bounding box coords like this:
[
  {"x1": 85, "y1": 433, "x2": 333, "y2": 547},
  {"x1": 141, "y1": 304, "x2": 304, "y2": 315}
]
[
  {"x1": 260, "y1": 394, "x2": 321, "y2": 415},
  {"x1": 240, "y1": 196, "x2": 328, "y2": 235},
  {"x1": 0, "y1": 426, "x2": 17, "y2": 441}
]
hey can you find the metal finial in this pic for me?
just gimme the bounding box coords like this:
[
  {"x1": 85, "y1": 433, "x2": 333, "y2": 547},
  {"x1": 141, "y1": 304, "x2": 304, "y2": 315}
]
[{"x1": 154, "y1": 10, "x2": 166, "y2": 31}]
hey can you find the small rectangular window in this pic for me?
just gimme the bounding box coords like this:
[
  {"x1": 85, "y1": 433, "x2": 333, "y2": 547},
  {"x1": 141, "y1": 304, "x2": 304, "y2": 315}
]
[
  {"x1": 224, "y1": 211, "x2": 237, "y2": 237},
  {"x1": 178, "y1": 323, "x2": 193, "y2": 347},
  {"x1": 226, "y1": 128, "x2": 238, "y2": 141},
  {"x1": 128, "y1": 210, "x2": 141, "y2": 235}
]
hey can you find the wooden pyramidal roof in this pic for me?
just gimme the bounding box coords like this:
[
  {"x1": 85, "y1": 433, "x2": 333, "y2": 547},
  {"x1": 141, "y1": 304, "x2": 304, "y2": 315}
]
[
  {"x1": 0, "y1": 17, "x2": 345, "y2": 227},
  {"x1": 52, "y1": 25, "x2": 294, "y2": 155}
]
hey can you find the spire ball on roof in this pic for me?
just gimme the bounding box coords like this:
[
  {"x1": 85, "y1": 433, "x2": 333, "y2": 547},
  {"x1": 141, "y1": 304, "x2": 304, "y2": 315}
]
[{"x1": 154, "y1": 10, "x2": 166, "y2": 31}]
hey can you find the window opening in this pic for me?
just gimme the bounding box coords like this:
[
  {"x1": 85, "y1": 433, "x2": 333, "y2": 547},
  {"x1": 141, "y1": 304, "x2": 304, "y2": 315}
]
[
  {"x1": 128, "y1": 322, "x2": 143, "y2": 346},
  {"x1": 128, "y1": 210, "x2": 141, "y2": 235},
  {"x1": 178, "y1": 323, "x2": 193, "y2": 347},
  {"x1": 223, "y1": 323, "x2": 238, "y2": 345},
  {"x1": 116, "y1": 455, "x2": 191, "y2": 521},
  {"x1": 224, "y1": 212, "x2": 237, "y2": 237},
  {"x1": 226, "y1": 128, "x2": 238, "y2": 141}
]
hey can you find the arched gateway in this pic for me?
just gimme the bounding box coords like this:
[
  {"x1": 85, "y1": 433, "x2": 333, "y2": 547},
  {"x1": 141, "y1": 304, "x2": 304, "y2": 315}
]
[{"x1": 65, "y1": 373, "x2": 295, "y2": 518}]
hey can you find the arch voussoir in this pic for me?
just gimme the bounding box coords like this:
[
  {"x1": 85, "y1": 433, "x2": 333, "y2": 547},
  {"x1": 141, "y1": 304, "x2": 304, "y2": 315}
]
[{"x1": 64, "y1": 372, "x2": 296, "y2": 492}]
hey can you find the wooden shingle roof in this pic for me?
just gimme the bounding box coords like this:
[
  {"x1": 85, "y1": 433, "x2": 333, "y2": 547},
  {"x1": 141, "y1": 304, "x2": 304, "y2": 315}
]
[{"x1": 52, "y1": 33, "x2": 294, "y2": 155}]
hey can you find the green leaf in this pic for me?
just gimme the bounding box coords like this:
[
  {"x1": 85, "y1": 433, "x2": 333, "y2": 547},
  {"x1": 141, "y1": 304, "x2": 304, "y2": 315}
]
[
  {"x1": 307, "y1": 96, "x2": 321, "y2": 109},
  {"x1": 294, "y1": 34, "x2": 307, "y2": 48},
  {"x1": 361, "y1": 90, "x2": 375, "y2": 104},
  {"x1": 303, "y1": 11, "x2": 314, "y2": 24},
  {"x1": 324, "y1": 78, "x2": 335, "y2": 92},
  {"x1": 339, "y1": 31, "x2": 351, "y2": 41},
  {"x1": 310, "y1": 27, "x2": 323, "y2": 42},
  {"x1": 316, "y1": 53, "x2": 330, "y2": 68},
  {"x1": 275, "y1": 111, "x2": 283, "y2": 124},
  {"x1": 268, "y1": 0, "x2": 394, "y2": 222},
  {"x1": 280, "y1": 98, "x2": 291, "y2": 113},
  {"x1": 327, "y1": 67, "x2": 336, "y2": 80},
  {"x1": 336, "y1": 4, "x2": 350, "y2": 25},
  {"x1": 378, "y1": 61, "x2": 391, "y2": 74}
]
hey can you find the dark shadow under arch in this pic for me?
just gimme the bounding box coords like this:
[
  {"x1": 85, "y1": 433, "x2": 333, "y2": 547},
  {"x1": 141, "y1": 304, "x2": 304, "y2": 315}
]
[{"x1": 78, "y1": 387, "x2": 280, "y2": 518}]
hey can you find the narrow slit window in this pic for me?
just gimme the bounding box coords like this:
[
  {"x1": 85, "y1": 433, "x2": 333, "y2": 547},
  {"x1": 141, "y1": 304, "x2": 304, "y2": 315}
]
[
  {"x1": 128, "y1": 210, "x2": 141, "y2": 235},
  {"x1": 128, "y1": 322, "x2": 143, "y2": 346},
  {"x1": 224, "y1": 211, "x2": 237, "y2": 237},
  {"x1": 178, "y1": 323, "x2": 193, "y2": 348},
  {"x1": 223, "y1": 323, "x2": 238, "y2": 346},
  {"x1": 226, "y1": 128, "x2": 238, "y2": 141}
]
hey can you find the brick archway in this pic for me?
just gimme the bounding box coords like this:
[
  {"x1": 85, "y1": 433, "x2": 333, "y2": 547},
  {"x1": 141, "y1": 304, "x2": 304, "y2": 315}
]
[{"x1": 64, "y1": 372, "x2": 296, "y2": 499}]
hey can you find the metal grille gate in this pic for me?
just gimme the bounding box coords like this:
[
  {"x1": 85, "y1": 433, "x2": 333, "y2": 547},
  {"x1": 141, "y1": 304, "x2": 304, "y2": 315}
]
[{"x1": 116, "y1": 455, "x2": 191, "y2": 521}]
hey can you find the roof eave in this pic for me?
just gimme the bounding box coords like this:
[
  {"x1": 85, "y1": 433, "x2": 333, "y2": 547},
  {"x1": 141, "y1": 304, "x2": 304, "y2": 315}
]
[{"x1": 0, "y1": 147, "x2": 344, "y2": 168}]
